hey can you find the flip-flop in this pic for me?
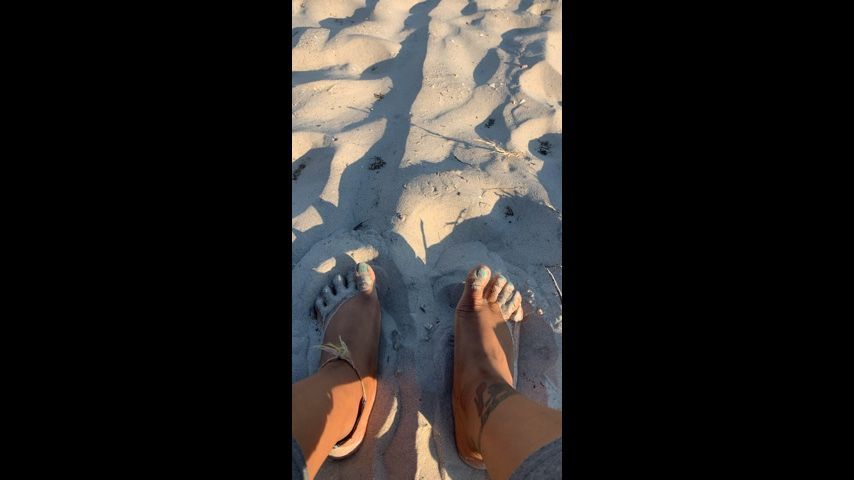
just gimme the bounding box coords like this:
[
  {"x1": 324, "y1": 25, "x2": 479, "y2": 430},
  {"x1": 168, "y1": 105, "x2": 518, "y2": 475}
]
[
  {"x1": 313, "y1": 265, "x2": 378, "y2": 459},
  {"x1": 453, "y1": 310, "x2": 522, "y2": 470}
]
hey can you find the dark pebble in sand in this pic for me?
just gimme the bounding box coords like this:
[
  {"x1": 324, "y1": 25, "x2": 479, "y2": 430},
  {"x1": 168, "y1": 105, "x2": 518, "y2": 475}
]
[
  {"x1": 292, "y1": 164, "x2": 306, "y2": 181},
  {"x1": 538, "y1": 140, "x2": 552, "y2": 155},
  {"x1": 369, "y1": 156, "x2": 386, "y2": 170}
]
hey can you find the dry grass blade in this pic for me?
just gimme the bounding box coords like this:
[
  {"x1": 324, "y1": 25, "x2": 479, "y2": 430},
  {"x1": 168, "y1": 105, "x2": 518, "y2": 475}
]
[
  {"x1": 473, "y1": 139, "x2": 525, "y2": 159},
  {"x1": 452, "y1": 154, "x2": 474, "y2": 167},
  {"x1": 545, "y1": 266, "x2": 563, "y2": 306}
]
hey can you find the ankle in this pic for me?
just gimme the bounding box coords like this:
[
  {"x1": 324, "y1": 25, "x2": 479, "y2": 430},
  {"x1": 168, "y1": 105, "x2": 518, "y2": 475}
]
[
  {"x1": 458, "y1": 371, "x2": 513, "y2": 411},
  {"x1": 320, "y1": 361, "x2": 363, "y2": 437},
  {"x1": 321, "y1": 360, "x2": 362, "y2": 392}
]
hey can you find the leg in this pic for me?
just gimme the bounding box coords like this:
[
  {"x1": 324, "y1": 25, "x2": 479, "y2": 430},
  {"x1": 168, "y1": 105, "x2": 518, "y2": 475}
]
[
  {"x1": 292, "y1": 263, "x2": 381, "y2": 480},
  {"x1": 480, "y1": 393, "x2": 562, "y2": 479},
  {"x1": 292, "y1": 363, "x2": 363, "y2": 479},
  {"x1": 453, "y1": 264, "x2": 562, "y2": 480}
]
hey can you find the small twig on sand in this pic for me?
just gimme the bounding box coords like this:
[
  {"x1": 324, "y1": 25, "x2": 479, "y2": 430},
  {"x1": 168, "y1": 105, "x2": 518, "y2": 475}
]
[
  {"x1": 545, "y1": 266, "x2": 563, "y2": 306},
  {"x1": 543, "y1": 202, "x2": 561, "y2": 216},
  {"x1": 444, "y1": 208, "x2": 467, "y2": 228},
  {"x1": 481, "y1": 186, "x2": 522, "y2": 197},
  {"x1": 473, "y1": 139, "x2": 525, "y2": 159},
  {"x1": 453, "y1": 154, "x2": 474, "y2": 167}
]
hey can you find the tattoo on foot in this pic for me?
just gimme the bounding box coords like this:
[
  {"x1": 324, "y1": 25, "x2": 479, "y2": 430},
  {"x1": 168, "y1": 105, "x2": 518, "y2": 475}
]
[{"x1": 474, "y1": 382, "x2": 517, "y2": 431}]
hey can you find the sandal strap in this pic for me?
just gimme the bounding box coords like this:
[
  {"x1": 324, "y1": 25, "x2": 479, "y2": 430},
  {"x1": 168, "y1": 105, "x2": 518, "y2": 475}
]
[
  {"x1": 318, "y1": 356, "x2": 368, "y2": 402},
  {"x1": 315, "y1": 336, "x2": 368, "y2": 449}
]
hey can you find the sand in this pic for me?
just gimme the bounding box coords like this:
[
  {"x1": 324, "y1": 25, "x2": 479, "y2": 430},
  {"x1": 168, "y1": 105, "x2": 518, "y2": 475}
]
[{"x1": 292, "y1": 1, "x2": 562, "y2": 478}]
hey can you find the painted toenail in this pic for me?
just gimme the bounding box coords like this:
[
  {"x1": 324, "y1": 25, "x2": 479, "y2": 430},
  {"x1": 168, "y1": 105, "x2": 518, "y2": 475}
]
[
  {"x1": 358, "y1": 263, "x2": 369, "y2": 274},
  {"x1": 477, "y1": 267, "x2": 488, "y2": 279}
]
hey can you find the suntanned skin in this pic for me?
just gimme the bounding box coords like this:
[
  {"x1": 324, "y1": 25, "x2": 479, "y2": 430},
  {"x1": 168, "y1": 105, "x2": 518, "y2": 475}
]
[
  {"x1": 292, "y1": 263, "x2": 379, "y2": 480},
  {"x1": 452, "y1": 264, "x2": 562, "y2": 480},
  {"x1": 292, "y1": 263, "x2": 562, "y2": 480}
]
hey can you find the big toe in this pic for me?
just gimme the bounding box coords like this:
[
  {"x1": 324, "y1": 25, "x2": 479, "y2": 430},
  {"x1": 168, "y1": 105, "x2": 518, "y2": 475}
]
[
  {"x1": 355, "y1": 262, "x2": 377, "y2": 295},
  {"x1": 457, "y1": 264, "x2": 492, "y2": 311}
]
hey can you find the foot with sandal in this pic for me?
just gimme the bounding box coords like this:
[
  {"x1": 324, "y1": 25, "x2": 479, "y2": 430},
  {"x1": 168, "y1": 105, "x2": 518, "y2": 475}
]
[{"x1": 292, "y1": 263, "x2": 563, "y2": 480}]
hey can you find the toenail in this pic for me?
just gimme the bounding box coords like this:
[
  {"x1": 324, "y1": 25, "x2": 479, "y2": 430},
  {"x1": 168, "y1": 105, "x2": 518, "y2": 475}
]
[
  {"x1": 358, "y1": 263, "x2": 369, "y2": 274},
  {"x1": 477, "y1": 267, "x2": 488, "y2": 279}
]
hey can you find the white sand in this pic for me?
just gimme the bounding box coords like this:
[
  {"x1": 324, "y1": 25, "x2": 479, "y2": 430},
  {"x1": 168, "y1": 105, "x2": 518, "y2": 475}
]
[{"x1": 292, "y1": 1, "x2": 562, "y2": 478}]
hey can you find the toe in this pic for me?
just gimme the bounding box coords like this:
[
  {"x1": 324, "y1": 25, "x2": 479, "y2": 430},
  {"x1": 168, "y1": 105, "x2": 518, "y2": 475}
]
[
  {"x1": 487, "y1": 273, "x2": 508, "y2": 303},
  {"x1": 501, "y1": 291, "x2": 523, "y2": 320},
  {"x1": 355, "y1": 262, "x2": 376, "y2": 294},
  {"x1": 315, "y1": 295, "x2": 326, "y2": 316},
  {"x1": 457, "y1": 264, "x2": 491, "y2": 311},
  {"x1": 346, "y1": 271, "x2": 356, "y2": 290},
  {"x1": 321, "y1": 285, "x2": 335, "y2": 304},
  {"x1": 496, "y1": 281, "x2": 515, "y2": 308},
  {"x1": 510, "y1": 304, "x2": 524, "y2": 322},
  {"x1": 333, "y1": 273, "x2": 347, "y2": 294}
]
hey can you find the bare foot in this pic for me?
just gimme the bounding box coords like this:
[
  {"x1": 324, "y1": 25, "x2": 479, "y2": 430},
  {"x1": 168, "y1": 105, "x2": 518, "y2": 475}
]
[
  {"x1": 452, "y1": 264, "x2": 524, "y2": 469},
  {"x1": 314, "y1": 262, "x2": 381, "y2": 457}
]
